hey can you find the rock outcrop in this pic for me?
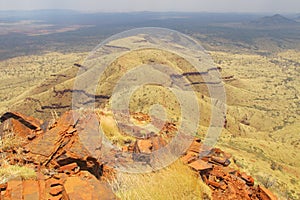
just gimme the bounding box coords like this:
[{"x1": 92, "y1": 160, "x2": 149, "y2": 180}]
[
  {"x1": 0, "y1": 111, "x2": 278, "y2": 200},
  {"x1": 0, "y1": 111, "x2": 117, "y2": 200},
  {"x1": 181, "y1": 138, "x2": 277, "y2": 200}
]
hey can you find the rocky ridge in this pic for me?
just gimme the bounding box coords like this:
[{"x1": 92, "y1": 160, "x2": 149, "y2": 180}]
[{"x1": 0, "y1": 110, "x2": 277, "y2": 200}]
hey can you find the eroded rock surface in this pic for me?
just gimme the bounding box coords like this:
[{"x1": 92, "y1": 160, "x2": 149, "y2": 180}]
[
  {"x1": 181, "y1": 139, "x2": 278, "y2": 200},
  {"x1": 0, "y1": 111, "x2": 277, "y2": 200}
]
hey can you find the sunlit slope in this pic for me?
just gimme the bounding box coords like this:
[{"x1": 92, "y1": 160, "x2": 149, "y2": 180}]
[
  {"x1": 211, "y1": 50, "x2": 299, "y2": 199},
  {"x1": 0, "y1": 48, "x2": 299, "y2": 199}
]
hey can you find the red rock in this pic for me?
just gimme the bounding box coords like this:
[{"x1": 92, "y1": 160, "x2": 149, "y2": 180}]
[
  {"x1": 0, "y1": 183, "x2": 7, "y2": 191},
  {"x1": 49, "y1": 185, "x2": 63, "y2": 196},
  {"x1": 188, "y1": 159, "x2": 212, "y2": 171},
  {"x1": 59, "y1": 163, "x2": 78, "y2": 173},
  {"x1": 150, "y1": 136, "x2": 167, "y2": 151},
  {"x1": 181, "y1": 152, "x2": 197, "y2": 164},
  {"x1": 101, "y1": 165, "x2": 116, "y2": 181},
  {"x1": 227, "y1": 182, "x2": 237, "y2": 196},
  {"x1": 38, "y1": 179, "x2": 46, "y2": 200},
  {"x1": 63, "y1": 172, "x2": 117, "y2": 200},
  {"x1": 48, "y1": 194, "x2": 63, "y2": 200},
  {"x1": 22, "y1": 180, "x2": 40, "y2": 200},
  {"x1": 122, "y1": 146, "x2": 128, "y2": 152},
  {"x1": 134, "y1": 139, "x2": 152, "y2": 154},
  {"x1": 49, "y1": 179, "x2": 63, "y2": 187},
  {"x1": 25, "y1": 111, "x2": 102, "y2": 178},
  {"x1": 66, "y1": 128, "x2": 76, "y2": 134},
  {"x1": 257, "y1": 185, "x2": 278, "y2": 200},
  {"x1": 27, "y1": 134, "x2": 36, "y2": 140},
  {"x1": 240, "y1": 172, "x2": 254, "y2": 186},
  {"x1": 209, "y1": 165, "x2": 226, "y2": 178},
  {"x1": 220, "y1": 183, "x2": 227, "y2": 190},
  {"x1": 0, "y1": 112, "x2": 42, "y2": 130},
  {"x1": 211, "y1": 156, "x2": 231, "y2": 166},
  {"x1": 208, "y1": 180, "x2": 221, "y2": 189},
  {"x1": 188, "y1": 139, "x2": 202, "y2": 153},
  {"x1": 5, "y1": 179, "x2": 23, "y2": 199}
]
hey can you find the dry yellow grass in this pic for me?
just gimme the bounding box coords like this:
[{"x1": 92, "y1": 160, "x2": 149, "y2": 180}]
[
  {"x1": 0, "y1": 47, "x2": 299, "y2": 199},
  {"x1": 109, "y1": 160, "x2": 211, "y2": 200},
  {"x1": 0, "y1": 164, "x2": 36, "y2": 184},
  {"x1": 0, "y1": 132, "x2": 26, "y2": 151},
  {"x1": 96, "y1": 109, "x2": 135, "y2": 146}
]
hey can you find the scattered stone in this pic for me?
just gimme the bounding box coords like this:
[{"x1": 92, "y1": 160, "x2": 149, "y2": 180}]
[
  {"x1": 240, "y1": 172, "x2": 255, "y2": 186},
  {"x1": 64, "y1": 172, "x2": 117, "y2": 200},
  {"x1": 22, "y1": 180, "x2": 40, "y2": 200},
  {"x1": 59, "y1": 163, "x2": 78, "y2": 173},
  {"x1": 181, "y1": 152, "x2": 197, "y2": 164},
  {"x1": 49, "y1": 185, "x2": 63, "y2": 196},
  {"x1": 49, "y1": 179, "x2": 63, "y2": 187},
  {"x1": 0, "y1": 183, "x2": 7, "y2": 191},
  {"x1": 5, "y1": 179, "x2": 23, "y2": 199},
  {"x1": 188, "y1": 139, "x2": 202, "y2": 153},
  {"x1": 211, "y1": 156, "x2": 231, "y2": 166},
  {"x1": 150, "y1": 136, "x2": 167, "y2": 151},
  {"x1": 0, "y1": 110, "x2": 278, "y2": 200},
  {"x1": 0, "y1": 112, "x2": 42, "y2": 130},
  {"x1": 188, "y1": 159, "x2": 213, "y2": 171},
  {"x1": 48, "y1": 194, "x2": 63, "y2": 200},
  {"x1": 208, "y1": 180, "x2": 221, "y2": 189},
  {"x1": 134, "y1": 140, "x2": 152, "y2": 154},
  {"x1": 27, "y1": 134, "x2": 36, "y2": 140},
  {"x1": 257, "y1": 185, "x2": 278, "y2": 200}
]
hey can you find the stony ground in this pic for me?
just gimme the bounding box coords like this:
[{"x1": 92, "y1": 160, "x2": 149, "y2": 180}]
[{"x1": 0, "y1": 110, "x2": 277, "y2": 200}]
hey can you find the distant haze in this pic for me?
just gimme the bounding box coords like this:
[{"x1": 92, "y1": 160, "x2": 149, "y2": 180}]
[{"x1": 0, "y1": 0, "x2": 299, "y2": 13}]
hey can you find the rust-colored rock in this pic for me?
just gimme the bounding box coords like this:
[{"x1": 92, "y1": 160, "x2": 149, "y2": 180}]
[
  {"x1": 134, "y1": 139, "x2": 152, "y2": 154},
  {"x1": 150, "y1": 136, "x2": 167, "y2": 151},
  {"x1": 208, "y1": 180, "x2": 221, "y2": 189},
  {"x1": 211, "y1": 156, "x2": 230, "y2": 166},
  {"x1": 257, "y1": 185, "x2": 278, "y2": 200},
  {"x1": 0, "y1": 183, "x2": 7, "y2": 191},
  {"x1": 22, "y1": 180, "x2": 40, "y2": 200},
  {"x1": 63, "y1": 171, "x2": 117, "y2": 200},
  {"x1": 25, "y1": 111, "x2": 102, "y2": 178},
  {"x1": 27, "y1": 134, "x2": 37, "y2": 140},
  {"x1": 0, "y1": 110, "x2": 278, "y2": 200},
  {"x1": 181, "y1": 152, "x2": 197, "y2": 164},
  {"x1": 0, "y1": 112, "x2": 42, "y2": 131},
  {"x1": 188, "y1": 159, "x2": 212, "y2": 171},
  {"x1": 187, "y1": 138, "x2": 202, "y2": 153},
  {"x1": 133, "y1": 135, "x2": 167, "y2": 155},
  {"x1": 181, "y1": 139, "x2": 278, "y2": 200},
  {"x1": 49, "y1": 185, "x2": 63, "y2": 196},
  {"x1": 240, "y1": 172, "x2": 255, "y2": 186},
  {"x1": 59, "y1": 163, "x2": 79, "y2": 173},
  {"x1": 4, "y1": 179, "x2": 23, "y2": 199}
]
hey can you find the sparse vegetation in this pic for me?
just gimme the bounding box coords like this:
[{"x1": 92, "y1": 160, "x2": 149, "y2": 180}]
[
  {"x1": 0, "y1": 164, "x2": 36, "y2": 184},
  {"x1": 109, "y1": 160, "x2": 211, "y2": 200},
  {"x1": 0, "y1": 132, "x2": 25, "y2": 151},
  {"x1": 0, "y1": 11, "x2": 299, "y2": 199}
]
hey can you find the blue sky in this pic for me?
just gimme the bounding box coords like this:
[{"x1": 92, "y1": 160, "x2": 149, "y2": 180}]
[{"x1": 0, "y1": 0, "x2": 299, "y2": 13}]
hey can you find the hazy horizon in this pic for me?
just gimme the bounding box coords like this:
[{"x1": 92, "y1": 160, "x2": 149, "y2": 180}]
[{"x1": 0, "y1": 0, "x2": 299, "y2": 13}]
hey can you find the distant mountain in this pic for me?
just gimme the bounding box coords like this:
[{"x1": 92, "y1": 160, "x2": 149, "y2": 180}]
[{"x1": 249, "y1": 14, "x2": 298, "y2": 26}]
